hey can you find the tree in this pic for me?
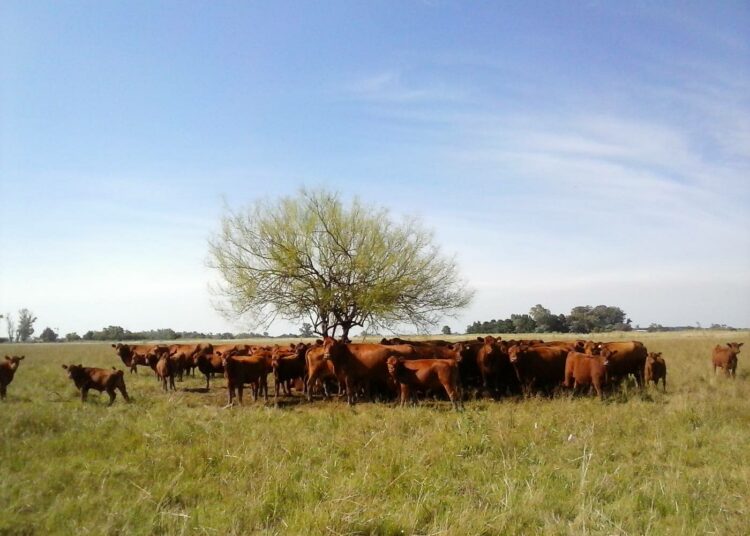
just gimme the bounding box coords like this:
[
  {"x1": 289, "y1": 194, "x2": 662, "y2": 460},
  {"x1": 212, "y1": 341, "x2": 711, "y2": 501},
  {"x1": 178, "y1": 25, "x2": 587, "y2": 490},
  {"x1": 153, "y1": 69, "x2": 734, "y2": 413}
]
[
  {"x1": 209, "y1": 189, "x2": 473, "y2": 340},
  {"x1": 65, "y1": 332, "x2": 82, "y2": 342},
  {"x1": 299, "y1": 323, "x2": 314, "y2": 337},
  {"x1": 441, "y1": 325, "x2": 452, "y2": 335},
  {"x1": 529, "y1": 304, "x2": 568, "y2": 333},
  {"x1": 510, "y1": 314, "x2": 537, "y2": 334},
  {"x1": 5, "y1": 313, "x2": 15, "y2": 343},
  {"x1": 16, "y1": 309, "x2": 37, "y2": 342},
  {"x1": 39, "y1": 327, "x2": 58, "y2": 342}
]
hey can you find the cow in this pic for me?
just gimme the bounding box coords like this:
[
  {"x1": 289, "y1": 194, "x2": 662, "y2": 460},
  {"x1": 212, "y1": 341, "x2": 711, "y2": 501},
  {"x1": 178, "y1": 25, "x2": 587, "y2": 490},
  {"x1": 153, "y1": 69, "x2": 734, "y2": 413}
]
[
  {"x1": 168, "y1": 343, "x2": 212, "y2": 380},
  {"x1": 155, "y1": 351, "x2": 176, "y2": 392},
  {"x1": 475, "y1": 336, "x2": 519, "y2": 397},
  {"x1": 507, "y1": 344, "x2": 569, "y2": 395},
  {"x1": 271, "y1": 343, "x2": 307, "y2": 402},
  {"x1": 712, "y1": 342, "x2": 743, "y2": 377},
  {"x1": 111, "y1": 343, "x2": 156, "y2": 373},
  {"x1": 380, "y1": 338, "x2": 452, "y2": 347},
  {"x1": 1, "y1": 355, "x2": 24, "y2": 400},
  {"x1": 62, "y1": 364, "x2": 130, "y2": 405},
  {"x1": 589, "y1": 341, "x2": 648, "y2": 386},
  {"x1": 320, "y1": 337, "x2": 418, "y2": 404},
  {"x1": 222, "y1": 354, "x2": 270, "y2": 405},
  {"x1": 644, "y1": 352, "x2": 667, "y2": 391},
  {"x1": 305, "y1": 342, "x2": 343, "y2": 401},
  {"x1": 386, "y1": 356, "x2": 463, "y2": 410},
  {"x1": 193, "y1": 344, "x2": 250, "y2": 390},
  {"x1": 563, "y1": 349, "x2": 614, "y2": 399}
]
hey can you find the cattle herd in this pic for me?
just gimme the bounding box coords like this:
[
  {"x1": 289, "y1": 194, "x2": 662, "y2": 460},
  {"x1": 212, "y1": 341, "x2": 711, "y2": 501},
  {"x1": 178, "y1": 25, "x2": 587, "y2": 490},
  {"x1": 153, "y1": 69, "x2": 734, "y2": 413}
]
[{"x1": 0, "y1": 338, "x2": 745, "y2": 407}]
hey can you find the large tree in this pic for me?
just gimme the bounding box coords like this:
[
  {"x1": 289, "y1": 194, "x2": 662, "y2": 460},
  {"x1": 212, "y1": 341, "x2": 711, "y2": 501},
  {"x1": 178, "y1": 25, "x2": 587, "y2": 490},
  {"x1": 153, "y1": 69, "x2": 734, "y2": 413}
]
[
  {"x1": 16, "y1": 309, "x2": 37, "y2": 342},
  {"x1": 209, "y1": 189, "x2": 473, "y2": 340}
]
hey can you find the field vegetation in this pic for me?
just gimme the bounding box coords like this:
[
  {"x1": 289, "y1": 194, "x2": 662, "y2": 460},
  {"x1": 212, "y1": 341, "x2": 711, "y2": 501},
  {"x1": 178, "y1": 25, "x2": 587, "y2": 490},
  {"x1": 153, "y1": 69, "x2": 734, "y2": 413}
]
[{"x1": 1, "y1": 331, "x2": 749, "y2": 535}]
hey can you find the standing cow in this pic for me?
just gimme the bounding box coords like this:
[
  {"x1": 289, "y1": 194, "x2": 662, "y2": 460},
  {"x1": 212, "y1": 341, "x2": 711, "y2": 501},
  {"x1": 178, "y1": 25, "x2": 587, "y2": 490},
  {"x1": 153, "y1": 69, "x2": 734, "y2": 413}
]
[
  {"x1": 644, "y1": 352, "x2": 667, "y2": 391},
  {"x1": 1, "y1": 355, "x2": 25, "y2": 400},
  {"x1": 712, "y1": 343, "x2": 743, "y2": 377}
]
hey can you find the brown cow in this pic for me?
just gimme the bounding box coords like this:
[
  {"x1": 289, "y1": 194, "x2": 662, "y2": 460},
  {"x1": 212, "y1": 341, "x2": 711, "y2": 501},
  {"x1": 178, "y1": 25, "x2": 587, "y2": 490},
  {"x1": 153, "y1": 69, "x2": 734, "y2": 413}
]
[
  {"x1": 386, "y1": 356, "x2": 463, "y2": 410},
  {"x1": 305, "y1": 342, "x2": 342, "y2": 401},
  {"x1": 62, "y1": 364, "x2": 130, "y2": 405},
  {"x1": 168, "y1": 343, "x2": 212, "y2": 379},
  {"x1": 111, "y1": 343, "x2": 156, "y2": 373},
  {"x1": 193, "y1": 344, "x2": 250, "y2": 390},
  {"x1": 321, "y1": 337, "x2": 417, "y2": 404},
  {"x1": 271, "y1": 343, "x2": 307, "y2": 401},
  {"x1": 154, "y1": 351, "x2": 176, "y2": 392},
  {"x1": 475, "y1": 336, "x2": 519, "y2": 397},
  {"x1": 563, "y1": 349, "x2": 614, "y2": 399},
  {"x1": 644, "y1": 352, "x2": 667, "y2": 391},
  {"x1": 222, "y1": 354, "x2": 270, "y2": 405},
  {"x1": 1, "y1": 355, "x2": 24, "y2": 400},
  {"x1": 590, "y1": 341, "x2": 648, "y2": 386},
  {"x1": 712, "y1": 342, "x2": 743, "y2": 377},
  {"x1": 508, "y1": 344, "x2": 568, "y2": 395}
]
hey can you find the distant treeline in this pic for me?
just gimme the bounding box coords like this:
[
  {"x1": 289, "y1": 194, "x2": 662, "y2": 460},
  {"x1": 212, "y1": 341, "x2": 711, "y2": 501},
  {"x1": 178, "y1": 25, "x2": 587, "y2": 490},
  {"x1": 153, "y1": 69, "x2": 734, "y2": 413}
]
[
  {"x1": 59, "y1": 326, "x2": 299, "y2": 342},
  {"x1": 466, "y1": 304, "x2": 632, "y2": 334}
]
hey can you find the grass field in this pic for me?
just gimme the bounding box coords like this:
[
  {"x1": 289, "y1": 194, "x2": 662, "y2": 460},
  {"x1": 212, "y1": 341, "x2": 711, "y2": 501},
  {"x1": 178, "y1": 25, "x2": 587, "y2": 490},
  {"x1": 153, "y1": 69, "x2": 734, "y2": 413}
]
[{"x1": 1, "y1": 331, "x2": 749, "y2": 535}]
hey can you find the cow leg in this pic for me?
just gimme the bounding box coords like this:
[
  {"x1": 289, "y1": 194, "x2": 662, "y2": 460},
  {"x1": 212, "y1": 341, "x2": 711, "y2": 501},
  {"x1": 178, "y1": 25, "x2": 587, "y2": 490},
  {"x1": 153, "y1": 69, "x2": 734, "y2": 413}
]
[
  {"x1": 170, "y1": 374, "x2": 176, "y2": 391},
  {"x1": 226, "y1": 384, "x2": 235, "y2": 406},
  {"x1": 107, "y1": 388, "x2": 117, "y2": 406},
  {"x1": 81, "y1": 388, "x2": 89, "y2": 403},
  {"x1": 399, "y1": 384, "x2": 409, "y2": 407},
  {"x1": 0, "y1": 384, "x2": 6, "y2": 400},
  {"x1": 662, "y1": 376, "x2": 667, "y2": 392},
  {"x1": 262, "y1": 376, "x2": 269, "y2": 402},
  {"x1": 345, "y1": 377, "x2": 356, "y2": 405},
  {"x1": 238, "y1": 384, "x2": 244, "y2": 405},
  {"x1": 119, "y1": 383, "x2": 130, "y2": 402},
  {"x1": 205, "y1": 373, "x2": 211, "y2": 390},
  {"x1": 284, "y1": 380, "x2": 292, "y2": 396}
]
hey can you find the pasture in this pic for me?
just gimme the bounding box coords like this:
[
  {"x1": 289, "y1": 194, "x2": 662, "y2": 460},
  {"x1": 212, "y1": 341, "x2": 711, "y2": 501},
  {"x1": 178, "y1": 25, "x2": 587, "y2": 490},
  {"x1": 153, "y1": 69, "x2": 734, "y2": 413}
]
[{"x1": 1, "y1": 331, "x2": 749, "y2": 535}]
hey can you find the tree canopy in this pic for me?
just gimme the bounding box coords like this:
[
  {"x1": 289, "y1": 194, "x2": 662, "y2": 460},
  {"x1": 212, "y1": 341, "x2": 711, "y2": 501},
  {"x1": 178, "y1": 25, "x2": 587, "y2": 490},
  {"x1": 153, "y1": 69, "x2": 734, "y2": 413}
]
[{"x1": 208, "y1": 189, "x2": 473, "y2": 339}]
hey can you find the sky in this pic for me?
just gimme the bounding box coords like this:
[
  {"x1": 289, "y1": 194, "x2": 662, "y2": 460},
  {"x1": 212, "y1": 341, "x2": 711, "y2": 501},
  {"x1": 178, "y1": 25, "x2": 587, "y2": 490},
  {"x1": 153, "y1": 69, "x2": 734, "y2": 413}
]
[{"x1": 1, "y1": 1, "x2": 749, "y2": 336}]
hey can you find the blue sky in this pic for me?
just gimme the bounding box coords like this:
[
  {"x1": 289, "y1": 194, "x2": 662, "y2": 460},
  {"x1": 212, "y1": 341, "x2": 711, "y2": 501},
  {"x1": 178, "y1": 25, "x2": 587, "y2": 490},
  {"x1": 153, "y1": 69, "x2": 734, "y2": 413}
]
[{"x1": 1, "y1": 1, "x2": 749, "y2": 335}]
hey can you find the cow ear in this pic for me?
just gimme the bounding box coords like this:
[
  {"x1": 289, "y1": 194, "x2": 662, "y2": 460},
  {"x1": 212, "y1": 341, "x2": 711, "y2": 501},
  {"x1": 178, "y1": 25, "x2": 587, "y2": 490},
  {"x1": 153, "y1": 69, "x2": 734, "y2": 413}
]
[
  {"x1": 4, "y1": 356, "x2": 10, "y2": 361},
  {"x1": 738, "y1": 343, "x2": 744, "y2": 348},
  {"x1": 19, "y1": 355, "x2": 25, "y2": 360},
  {"x1": 111, "y1": 344, "x2": 116, "y2": 348},
  {"x1": 62, "y1": 364, "x2": 68, "y2": 369}
]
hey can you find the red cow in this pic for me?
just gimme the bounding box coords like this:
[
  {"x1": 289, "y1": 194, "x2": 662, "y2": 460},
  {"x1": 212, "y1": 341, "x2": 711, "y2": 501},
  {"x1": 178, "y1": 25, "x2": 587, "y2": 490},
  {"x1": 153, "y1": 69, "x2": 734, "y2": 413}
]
[
  {"x1": 644, "y1": 352, "x2": 667, "y2": 390},
  {"x1": 563, "y1": 349, "x2": 614, "y2": 399},
  {"x1": 62, "y1": 364, "x2": 130, "y2": 405},
  {"x1": 386, "y1": 356, "x2": 463, "y2": 410},
  {"x1": 507, "y1": 344, "x2": 568, "y2": 395},
  {"x1": 1, "y1": 355, "x2": 24, "y2": 400},
  {"x1": 271, "y1": 343, "x2": 307, "y2": 401},
  {"x1": 589, "y1": 341, "x2": 648, "y2": 386},
  {"x1": 222, "y1": 354, "x2": 270, "y2": 405},
  {"x1": 111, "y1": 343, "x2": 156, "y2": 373},
  {"x1": 712, "y1": 342, "x2": 743, "y2": 377}
]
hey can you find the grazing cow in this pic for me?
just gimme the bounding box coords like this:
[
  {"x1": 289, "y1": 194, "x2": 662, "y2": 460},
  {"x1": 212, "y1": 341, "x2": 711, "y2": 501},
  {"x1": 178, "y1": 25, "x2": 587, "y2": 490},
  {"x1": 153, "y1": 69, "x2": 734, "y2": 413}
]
[
  {"x1": 508, "y1": 344, "x2": 569, "y2": 395},
  {"x1": 386, "y1": 356, "x2": 463, "y2": 410},
  {"x1": 222, "y1": 354, "x2": 270, "y2": 405},
  {"x1": 644, "y1": 352, "x2": 667, "y2": 391},
  {"x1": 271, "y1": 343, "x2": 307, "y2": 401},
  {"x1": 563, "y1": 349, "x2": 614, "y2": 399},
  {"x1": 1, "y1": 355, "x2": 24, "y2": 400},
  {"x1": 62, "y1": 364, "x2": 130, "y2": 405},
  {"x1": 589, "y1": 341, "x2": 648, "y2": 386},
  {"x1": 111, "y1": 343, "x2": 156, "y2": 373},
  {"x1": 155, "y1": 352, "x2": 176, "y2": 392},
  {"x1": 712, "y1": 342, "x2": 743, "y2": 377}
]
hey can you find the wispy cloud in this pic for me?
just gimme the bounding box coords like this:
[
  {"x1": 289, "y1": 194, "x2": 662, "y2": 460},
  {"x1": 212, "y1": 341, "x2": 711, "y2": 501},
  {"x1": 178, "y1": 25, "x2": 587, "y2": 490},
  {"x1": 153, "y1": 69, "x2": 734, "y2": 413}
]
[{"x1": 344, "y1": 71, "x2": 467, "y2": 103}]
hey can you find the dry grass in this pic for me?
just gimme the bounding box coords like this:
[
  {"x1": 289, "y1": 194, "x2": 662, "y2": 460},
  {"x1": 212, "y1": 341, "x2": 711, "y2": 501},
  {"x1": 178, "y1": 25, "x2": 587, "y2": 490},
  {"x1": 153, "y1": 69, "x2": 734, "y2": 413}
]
[{"x1": 1, "y1": 331, "x2": 749, "y2": 535}]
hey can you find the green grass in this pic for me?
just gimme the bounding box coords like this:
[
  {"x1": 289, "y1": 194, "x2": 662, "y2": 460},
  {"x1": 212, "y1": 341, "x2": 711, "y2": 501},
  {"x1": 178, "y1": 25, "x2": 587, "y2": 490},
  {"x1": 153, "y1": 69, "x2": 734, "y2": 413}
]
[{"x1": 1, "y1": 332, "x2": 749, "y2": 535}]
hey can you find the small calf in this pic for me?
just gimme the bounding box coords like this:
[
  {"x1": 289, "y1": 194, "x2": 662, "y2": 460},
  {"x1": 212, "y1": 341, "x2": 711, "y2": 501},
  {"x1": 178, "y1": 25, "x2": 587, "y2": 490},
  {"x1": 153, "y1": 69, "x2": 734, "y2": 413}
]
[
  {"x1": 1, "y1": 355, "x2": 25, "y2": 400},
  {"x1": 644, "y1": 352, "x2": 667, "y2": 391},
  {"x1": 563, "y1": 349, "x2": 615, "y2": 399},
  {"x1": 386, "y1": 356, "x2": 463, "y2": 410},
  {"x1": 155, "y1": 352, "x2": 176, "y2": 392},
  {"x1": 271, "y1": 343, "x2": 307, "y2": 401},
  {"x1": 222, "y1": 355, "x2": 270, "y2": 406},
  {"x1": 62, "y1": 364, "x2": 130, "y2": 405},
  {"x1": 712, "y1": 342, "x2": 743, "y2": 378}
]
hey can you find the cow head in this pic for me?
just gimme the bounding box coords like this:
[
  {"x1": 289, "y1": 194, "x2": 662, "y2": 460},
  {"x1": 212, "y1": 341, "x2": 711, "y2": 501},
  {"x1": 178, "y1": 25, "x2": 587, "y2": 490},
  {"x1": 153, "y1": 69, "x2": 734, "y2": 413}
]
[
  {"x1": 321, "y1": 336, "x2": 343, "y2": 361},
  {"x1": 4, "y1": 355, "x2": 24, "y2": 370},
  {"x1": 727, "y1": 342, "x2": 744, "y2": 354},
  {"x1": 647, "y1": 352, "x2": 662, "y2": 363},
  {"x1": 62, "y1": 363, "x2": 84, "y2": 379},
  {"x1": 599, "y1": 348, "x2": 616, "y2": 367},
  {"x1": 386, "y1": 356, "x2": 402, "y2": 378},
  {"x1": 507, "y1": 344, "x2": 527, "y2": 364},
  {"x1": 111, "y1": 343, "x2": 133, "y2": 366}
]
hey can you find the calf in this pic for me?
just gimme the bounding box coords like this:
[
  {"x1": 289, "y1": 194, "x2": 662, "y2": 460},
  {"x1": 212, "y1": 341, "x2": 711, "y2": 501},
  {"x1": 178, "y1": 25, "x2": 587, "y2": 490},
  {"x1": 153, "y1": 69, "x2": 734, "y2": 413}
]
[
  {"x1": 1, "y1": 355, "x2": 25, "y2": 400},
  {"x1": 644, "y1": 352, "x2": 667, "y2": 391},
  {"x1": 222, "y1": 354, "x2": 270, "y2": 405},
  {"x1": 712, "y1": 342, "x2": 743, "y2": 377},
  {"x1": 62, "y1": 364, "x2": 130, "y2": 405},
  {"x1": 563, "y1": 349, "x2": 614, "y2": 399},
  {"x1": 386, "y1": 356, "x2": 462, "y2": 410},
  {"x1": 271, "y1": 343, "x2": 307, "y2": 402},
  {"x1": 154, "y1": 351, "x2": 176, "y2": 392}
]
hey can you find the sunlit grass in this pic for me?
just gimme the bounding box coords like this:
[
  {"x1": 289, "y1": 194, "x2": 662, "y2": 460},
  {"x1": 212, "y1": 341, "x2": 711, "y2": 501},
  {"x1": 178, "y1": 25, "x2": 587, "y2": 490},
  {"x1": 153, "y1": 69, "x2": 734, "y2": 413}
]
[{"x1": 1, "y1": 332, "x2": 748, "y2": 534}]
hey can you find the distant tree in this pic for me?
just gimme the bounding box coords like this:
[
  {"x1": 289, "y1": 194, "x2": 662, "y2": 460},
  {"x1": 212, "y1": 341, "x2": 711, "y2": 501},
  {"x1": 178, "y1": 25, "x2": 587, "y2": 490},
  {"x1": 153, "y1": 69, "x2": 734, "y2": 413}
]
[
  {"x1": 566, "y1": 306, "x2": 593, "y2": 333},
  {"x1": 529, "y1": 304, "x2": 568, "y2": 333},
  {"x1": 100, "y1": 326, "x2": 127, "y2": 341},
  {"x1": 441, "y1": 325, "x2": 452, "y2": 335},
  {"x1": 82, "y1": 330, "x2": 95, "y2": 341},
  {"x1": 299, "y1": 323, "x2": 314, "y2": 337},
  {"x1": 208, "y1": 188, "x2": 473, "y2": 341},
  {"x1": 510, "y1": 313, "x2": 537, "y2": 334},
  {"x1": 39, "y1": 327, "x2": 58, "y2": 342},
  {"x1": 65, "y1": 332, "x2": 82, "y2": 342},
  {"x1": 16, "y1": 309, "x2": 37, "y2": 342},
  {"x1": 5, "y1": 313, "x2": 15, "y2": 343}
]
